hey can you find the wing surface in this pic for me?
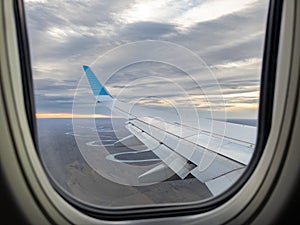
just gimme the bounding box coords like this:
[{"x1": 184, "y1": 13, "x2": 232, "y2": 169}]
[{"x1": 83, "y1": 65, "x2": 257, "y2": 195}]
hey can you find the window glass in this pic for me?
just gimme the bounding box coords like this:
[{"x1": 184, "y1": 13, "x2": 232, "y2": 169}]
[{"x1": 25, "y1": 0, "x2": 269, "y2": 207}]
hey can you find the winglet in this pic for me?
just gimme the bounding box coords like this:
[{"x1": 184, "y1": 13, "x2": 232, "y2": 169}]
[
  {"x1": 83, "y1": 65, "x2": 90, "y2": 72},
  {"x1": 83, "y1": 65, "x2": 111, "y2": 97}
]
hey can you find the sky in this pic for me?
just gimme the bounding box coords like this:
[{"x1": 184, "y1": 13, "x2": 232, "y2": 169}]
[{"x1": 25, "y1": 0, "x2": 269, "y2": 119}]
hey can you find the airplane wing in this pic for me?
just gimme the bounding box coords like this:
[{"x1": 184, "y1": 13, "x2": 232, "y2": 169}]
[{"x1": 83, "y1": 65, "x2": 257, "y2": 196}]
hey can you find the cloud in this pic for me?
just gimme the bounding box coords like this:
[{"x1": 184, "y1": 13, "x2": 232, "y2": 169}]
[
  {"x1": 24, "y1": 0, "x2": 269, "y2": 118},
  {"x1": 120, "y1": 22, "x2": 179, "y2": 40},
  {"x1": 116, "y1": 0, "x2": 259, "y2": 30}
]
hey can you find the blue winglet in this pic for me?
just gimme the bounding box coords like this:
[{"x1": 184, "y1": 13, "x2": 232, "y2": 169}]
[{"x1": 83, "y1": 65, "x2": 111, "y2": 96}]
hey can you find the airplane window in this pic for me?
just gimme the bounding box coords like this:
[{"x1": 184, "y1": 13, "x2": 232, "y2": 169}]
[{"x1": 24, "y1": 0, "x2": 269, "y2": 215}]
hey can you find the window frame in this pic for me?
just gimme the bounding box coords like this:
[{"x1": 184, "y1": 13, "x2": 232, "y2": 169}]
[
  {"x1": 0, "y1": 1, "x2": 296, "y2": 223},
  {"x1": 16, "y1": 0, "x2": 282, "y2": 219}
]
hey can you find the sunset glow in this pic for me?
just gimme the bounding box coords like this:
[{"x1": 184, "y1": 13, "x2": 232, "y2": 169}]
[{"x1": 36, "y1": 113, "x2": 117, "y2": 119}]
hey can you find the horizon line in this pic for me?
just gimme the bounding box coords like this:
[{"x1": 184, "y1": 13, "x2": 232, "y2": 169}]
[{"x1": 36, "y1": 113, "x2": 122, "y2": 119}]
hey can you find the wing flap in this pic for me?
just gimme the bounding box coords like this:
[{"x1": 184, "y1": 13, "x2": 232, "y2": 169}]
[
  {"x1": 126, "y1": 123, "x2": 192, "y2": 179},
  {"x1": 205, "y1": 168, "x2": 246, "y2": 196},
  {"x1": 126, "y1": 117, "x2": 253, "y2": 192},
  {"x1": 190, "y1": 155, "x2": 244, "y2": 182}
]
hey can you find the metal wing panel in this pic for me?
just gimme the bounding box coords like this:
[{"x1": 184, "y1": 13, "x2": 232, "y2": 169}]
[
  {"x1": 186, "y1": 134, "x2": 253, "y2": 165},
  {"x1": 129, "y1": 117, "x2": 255, "y2": 165},
  {"x1": 190, "y1": 155, "x2": 244, "y2": 182}
]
